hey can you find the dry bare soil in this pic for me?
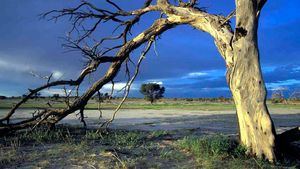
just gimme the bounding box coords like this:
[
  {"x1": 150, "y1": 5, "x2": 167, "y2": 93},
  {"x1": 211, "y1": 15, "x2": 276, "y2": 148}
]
[{"x1": 0, "y1": 99, "x2": 299, "y2": 168}]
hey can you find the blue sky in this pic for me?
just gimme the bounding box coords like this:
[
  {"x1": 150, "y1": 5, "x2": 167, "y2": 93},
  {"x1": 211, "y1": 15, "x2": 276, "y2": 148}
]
[{"x1": 0, "y1": 0, "x2": 299, "y2": 98}]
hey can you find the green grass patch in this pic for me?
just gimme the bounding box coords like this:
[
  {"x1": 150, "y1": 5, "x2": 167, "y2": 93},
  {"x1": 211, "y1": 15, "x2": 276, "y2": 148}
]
[
  {"x1": 160, "y1": 148, "x2": 186, "y2": 161},
  {"x1": 18, "y1": 128, "x2": 74, "y2": 144},
  {"x1": 177, "y1": 135, "x2": 284, "y2": 169},
  {"x1": 99, "y1": 130, "x2": 146, "y2": 148}
]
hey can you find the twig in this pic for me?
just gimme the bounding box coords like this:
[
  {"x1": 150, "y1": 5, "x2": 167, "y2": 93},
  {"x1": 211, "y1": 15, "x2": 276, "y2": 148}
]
[
  {"x1": 100, "y1": 38, "x2": 154, "y2": 130},
  {"x1": 221, "y1": 10, "x2": 236, "y2": 25},
  {"x1": 97, "y1": 91, "x2": 103, "y2": 119}
]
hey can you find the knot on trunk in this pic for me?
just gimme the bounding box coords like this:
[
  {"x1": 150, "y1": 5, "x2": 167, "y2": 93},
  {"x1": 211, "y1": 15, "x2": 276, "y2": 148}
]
[{"x1": 234, "y1": 27, "x2": 248, "y2": 41}]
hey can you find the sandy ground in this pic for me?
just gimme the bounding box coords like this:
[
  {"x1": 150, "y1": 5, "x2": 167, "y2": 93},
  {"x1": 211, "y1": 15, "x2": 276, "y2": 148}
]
[{"x1": 1, "y1": 108, "x2": 299, "y2": 134}]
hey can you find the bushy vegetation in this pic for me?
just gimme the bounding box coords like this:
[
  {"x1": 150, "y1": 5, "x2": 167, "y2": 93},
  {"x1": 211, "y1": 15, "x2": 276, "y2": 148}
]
[{"x1": 140, "y1": 83, "x2": 165, "y2": 103}]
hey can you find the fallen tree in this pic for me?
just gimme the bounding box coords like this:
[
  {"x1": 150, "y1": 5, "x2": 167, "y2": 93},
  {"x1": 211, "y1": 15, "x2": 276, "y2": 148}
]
[{"x1": 0, "y1": 0, "x2": 299, "y2": 162}]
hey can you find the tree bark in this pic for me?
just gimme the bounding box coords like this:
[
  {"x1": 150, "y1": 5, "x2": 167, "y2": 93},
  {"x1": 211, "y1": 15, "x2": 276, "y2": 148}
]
[{"x1": 226, "y1": 0, "x2": 277, "y2": 161}]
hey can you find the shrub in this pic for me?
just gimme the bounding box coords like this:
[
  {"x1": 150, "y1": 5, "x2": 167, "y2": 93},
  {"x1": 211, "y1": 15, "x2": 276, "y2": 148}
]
[{"x1": 140, "y1": 83, "x2": 165, "y2": 103}]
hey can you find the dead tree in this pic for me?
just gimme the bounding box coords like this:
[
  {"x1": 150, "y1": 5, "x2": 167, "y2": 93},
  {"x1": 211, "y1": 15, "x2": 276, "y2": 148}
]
[
  {"x1": 271, "y1": 87, "x2": 287, "y2": 104},
  {"x1": 0, "y1": 0, "x2": 299, "y2": 162}
]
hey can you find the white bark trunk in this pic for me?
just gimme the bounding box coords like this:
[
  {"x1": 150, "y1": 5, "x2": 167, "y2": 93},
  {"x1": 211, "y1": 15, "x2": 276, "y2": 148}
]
[
  {"x1": 228, "y1": 51, "x2": 277, "y2": 161},
  {"x1": 226, "y1": 0, "x2": 277, "y2": 161}
]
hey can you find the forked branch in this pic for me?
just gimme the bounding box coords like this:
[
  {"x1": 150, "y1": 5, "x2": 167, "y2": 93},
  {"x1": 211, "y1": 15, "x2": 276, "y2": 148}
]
[{"x1": 0, "y1": 0, "x2": 234, "y2": 135}]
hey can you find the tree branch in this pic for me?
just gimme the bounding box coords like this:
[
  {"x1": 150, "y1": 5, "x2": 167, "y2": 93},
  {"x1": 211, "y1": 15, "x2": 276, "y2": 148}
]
[{"x1": 1, "y1": 0, "x2": 236, "y2": 135}]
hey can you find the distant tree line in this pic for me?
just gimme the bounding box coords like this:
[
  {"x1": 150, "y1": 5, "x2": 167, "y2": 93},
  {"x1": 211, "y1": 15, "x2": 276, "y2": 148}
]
[
  {"x1": 1, "y1": 89, "x2": 300, "y2": 103},
  {"x1": 0, "y1": 96, "x2": 7, "y2": 100},
  {"x1": 178, "y1": 97, "x2": 233, "y2": 103}
]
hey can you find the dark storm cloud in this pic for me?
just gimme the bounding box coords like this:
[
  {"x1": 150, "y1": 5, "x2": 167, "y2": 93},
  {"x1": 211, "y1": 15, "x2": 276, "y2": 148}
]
[
  {"x1": 264, "y1": 65, "x2": 300, "y2": 83},
  {"x1": 169, "y1": 78, "x2": 227, "y2": 89}
]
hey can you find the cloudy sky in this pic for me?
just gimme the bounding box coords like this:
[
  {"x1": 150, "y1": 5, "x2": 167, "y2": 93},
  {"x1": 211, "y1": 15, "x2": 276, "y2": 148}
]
[{"x1": 0, "y1": 0, "x2": 299, "y2": 98}]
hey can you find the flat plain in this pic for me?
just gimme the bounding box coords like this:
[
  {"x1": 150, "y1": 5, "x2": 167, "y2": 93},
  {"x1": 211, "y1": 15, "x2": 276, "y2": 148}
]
[{"x1": 0, "y1": 98, "x2": 299, "y2": 168}]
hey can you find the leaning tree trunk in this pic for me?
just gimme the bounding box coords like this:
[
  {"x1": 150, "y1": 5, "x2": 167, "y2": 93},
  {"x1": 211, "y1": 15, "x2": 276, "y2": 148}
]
[{"x1": 226, "y1": 0, "x2": 277, "y2": 161}]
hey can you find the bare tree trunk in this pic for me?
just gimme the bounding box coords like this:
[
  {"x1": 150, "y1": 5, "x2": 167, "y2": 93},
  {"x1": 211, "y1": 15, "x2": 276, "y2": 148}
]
[
  {"x1": 226, "y1": 0, "x2": 277, "y2": 161},
  {"x1": 228, "y1": 55, "x2": 277, "y2": 161},
  {"x1": 150, "y1": 98, "x2": 154, "y2": 104}
]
